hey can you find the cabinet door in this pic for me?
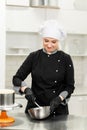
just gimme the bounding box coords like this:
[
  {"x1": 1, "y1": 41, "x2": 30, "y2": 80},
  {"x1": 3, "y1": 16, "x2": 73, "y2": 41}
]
[
  {"x1": 63, "y1": 34, "x2": 87, "y2": 56},
  {"x1": 6, "y1": 0, "x2": 29, "y2": 7},
  {"x1": 6, "y1": 8, "x2": 45, "y2": 32}
]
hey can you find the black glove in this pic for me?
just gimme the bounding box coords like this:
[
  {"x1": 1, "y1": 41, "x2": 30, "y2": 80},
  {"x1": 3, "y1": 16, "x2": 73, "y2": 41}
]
[
  {"x1": 24, "y1": 88, "x2": 35, "y2": 104},
  {"x1": 50, "y1": 96, "x2": 62, "y2": 113}
]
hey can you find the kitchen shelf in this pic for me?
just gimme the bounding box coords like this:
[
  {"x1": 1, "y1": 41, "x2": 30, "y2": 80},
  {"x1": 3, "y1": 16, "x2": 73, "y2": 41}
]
[
  {"x1": 6, "y1": 30, "x2": 38, "y2": 34},
  {"x1": 71, "y1": 55, "x2": 87, "y2": 57},
  {"x1": 6, "y1": 0, "x2": 30, "y2": 7},
  {"x1": 6, "y1": 47, "x2": 30, "y2": 56},
  {"x1": 30, "y1": 5, "x2": 60, "y2": 9},
  {"x1": 63, "y1": 34, "x2": 87, "y2": 57},
  {"x1": 6, "y1": 53, "x2": 87, "y2": 57},
  {"x1": 6, "y1": 31, "x2": 87, "y2": 57},
  {"x1": 6, "y1": 31, "x2": 41, "y2": 57},
  {"x1": 6, "y1": 54, "x2": 28, "y2": 56}
]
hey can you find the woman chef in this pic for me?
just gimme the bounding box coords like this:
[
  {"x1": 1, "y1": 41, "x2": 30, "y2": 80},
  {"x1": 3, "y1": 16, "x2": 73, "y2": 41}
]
[{"x1": 12, "y1": 20, "x2": 75, "y2": 115}]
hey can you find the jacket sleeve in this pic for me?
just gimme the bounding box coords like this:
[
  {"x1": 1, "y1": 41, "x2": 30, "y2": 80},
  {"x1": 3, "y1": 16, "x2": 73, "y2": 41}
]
[
  {"x1": 12, "y1": 52, "x2": 34, "y2": 87},
  {"x1": 63, "y1": 54, "x2": 75, "y2": 97},
  {"x1": 13, "y1": 81, "x2": 27, "y2": 94}
]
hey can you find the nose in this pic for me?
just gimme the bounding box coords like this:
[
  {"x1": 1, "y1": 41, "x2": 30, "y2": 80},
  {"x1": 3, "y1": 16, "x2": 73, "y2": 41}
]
[{"x1": 47, "y1": 42, "x2": 52, "y2": 47}]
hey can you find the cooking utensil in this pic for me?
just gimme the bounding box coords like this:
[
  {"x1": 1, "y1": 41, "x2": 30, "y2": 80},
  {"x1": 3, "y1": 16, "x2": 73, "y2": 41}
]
[
  {"x1": 34, "y1": 101, "x2": 40, "y2": 107},
  {"x1": 30, "y1": 0, "x2": 59, "y2": 8},
  {"x1": 0, "y1": 89, "x2": 23, "y2": 110},
  {"x1": 0, "y1": 89, "x2": 15, "y2": 106},
  {"x1": 0, "y1": 89, "x2": 22, "y2": 127},
  {"x1": 28, "y1": 106, "x2": 50, "y2": 119}
]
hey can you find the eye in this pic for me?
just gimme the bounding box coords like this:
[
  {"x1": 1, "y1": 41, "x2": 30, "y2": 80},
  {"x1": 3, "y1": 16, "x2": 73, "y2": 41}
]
[
  {"x1": 44, "y1": 39, "x2": 49, "y2": 42},
  {"x1": 52, "y1": 40, "x2": 56, "y2": 44}
]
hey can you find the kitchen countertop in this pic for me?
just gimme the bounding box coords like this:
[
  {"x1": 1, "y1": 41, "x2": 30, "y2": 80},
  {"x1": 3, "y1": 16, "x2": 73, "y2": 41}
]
[
  {"x1": 1, "y1": 94, "x2": 87, "y2": 130},
  {"x1": 1, "y1": 110, "x2": 87, "y2": 130}
]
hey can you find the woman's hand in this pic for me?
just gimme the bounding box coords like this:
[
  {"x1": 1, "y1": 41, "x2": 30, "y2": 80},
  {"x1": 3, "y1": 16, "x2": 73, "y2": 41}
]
[
  {"x1": 20, "y1": 86, "x2": 27, "y2": 93},
  {"x1": 50, "y1": 96, "x2": 62, "y2": 113},
  {"x1": 24, "y1": 88, "x2": 35, "y2": 103}
]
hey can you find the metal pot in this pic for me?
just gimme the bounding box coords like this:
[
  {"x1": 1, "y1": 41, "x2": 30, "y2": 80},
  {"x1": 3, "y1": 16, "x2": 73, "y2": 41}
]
[
  {"x1": 0, "y1": 89, "x2": 15, "y2": 106},
  {"x1": 30, "y1": 0, "x2": 59, "y2": 8},
  {"x1": 28, "y1": 106, "x2": 50, "y2": 119},
  {"x1": 30, "y1": 0, "x2": 45, "y2": 6},
  {"x1": 0, "y1": 89, "x2": 22, "y2": 111}
]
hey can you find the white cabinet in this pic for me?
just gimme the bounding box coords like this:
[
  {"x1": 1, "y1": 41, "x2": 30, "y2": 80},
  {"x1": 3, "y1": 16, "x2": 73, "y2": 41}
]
[
  {"x1": 6, "y1": 31, "x2": 41, "y2": 56},
  {"x1": 61, "y1": 34, "x2": 87, "y2": 93},
  {"x1": 6, "y1": 7, "x2": 45, "y2": 32},
  {"x1": 0, "y1": 0, "x2": 6, "y2": 88},
  {"x1": 5, "y1": 0, "x2": 87, "y2": 94},
  {"x1": 62, "y1": 34, "x2": 87, "y2": 56},
  {"x1": 6, "y1": 7, "x2": 45, "y2": 56},
  {"x1": 6, "y1": 0, "x2": 30, "y2": 7},
  {"x1": 46, "y1": 9, "x2": 87, "y2": 34}
]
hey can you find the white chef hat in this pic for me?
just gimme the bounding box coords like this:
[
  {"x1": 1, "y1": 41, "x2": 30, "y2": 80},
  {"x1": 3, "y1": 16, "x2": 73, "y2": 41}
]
[{"x1": 39, "y1": 20, "x2": 67, "y2": 41}]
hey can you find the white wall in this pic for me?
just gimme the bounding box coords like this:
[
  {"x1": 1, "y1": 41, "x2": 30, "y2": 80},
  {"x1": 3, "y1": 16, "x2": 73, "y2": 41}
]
[
  {"x1": 6, "y1": 0, "x2": 87, "y2": 34},
  {"x1": 0, "y1": 0, "x2": 6, "y2": 88},
  {"x1": 6, "y1": 7, "x2": 45, "y2": 32},
  {"x1": 5, "y1": 0, "x2": 87, "y2": 95}
]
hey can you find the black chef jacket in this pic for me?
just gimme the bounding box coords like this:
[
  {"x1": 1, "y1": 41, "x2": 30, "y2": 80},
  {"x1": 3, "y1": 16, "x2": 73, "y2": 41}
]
[{"x1": 13, "y1": 49, "x2": 75, "y2": 114}]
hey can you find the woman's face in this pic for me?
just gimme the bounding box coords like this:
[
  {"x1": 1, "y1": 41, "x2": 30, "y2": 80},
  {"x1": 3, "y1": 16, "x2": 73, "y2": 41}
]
[{"x1": 43, "y1": 37, "x2": 59, "y2": 53}]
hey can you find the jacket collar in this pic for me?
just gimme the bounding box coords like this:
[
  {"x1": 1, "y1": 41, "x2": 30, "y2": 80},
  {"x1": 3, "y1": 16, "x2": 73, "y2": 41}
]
[{"x1": 43, "y1": 48, "x2": 58, "y2": 55}]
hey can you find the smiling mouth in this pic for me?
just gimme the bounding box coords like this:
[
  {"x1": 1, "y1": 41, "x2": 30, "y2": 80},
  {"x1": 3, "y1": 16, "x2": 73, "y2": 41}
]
[{"x1": 47, "y1": 47, "x2": 52, "y2": 49}]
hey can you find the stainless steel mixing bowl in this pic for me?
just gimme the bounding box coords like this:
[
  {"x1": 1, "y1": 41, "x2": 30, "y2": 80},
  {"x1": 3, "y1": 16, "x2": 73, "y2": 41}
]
[{"x1": 28, "y1": 106, "x2": 50, "y2": 119}]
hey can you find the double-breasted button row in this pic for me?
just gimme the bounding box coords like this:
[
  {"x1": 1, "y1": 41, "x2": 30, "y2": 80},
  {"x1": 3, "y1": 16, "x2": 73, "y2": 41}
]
[
  {"x1": 53, "y1": 90, "x2": 55, "y2": 93},
  {"x1": 53, "y1": 81, "x2": 57, "y2": 94},
  {"x1": 53, "y1": 80, "x2": 57, "y2": 93},
  {"x1": 58, "y1": 60, "x2": 60, "y2": 62},
  {"x1": 54, "y1": 80, "x2": 57, "y2": 83},
  {"x1": 69, "y1": 64, "x2": 71, "y2": 67},
  {"x1": 53, "y1": 59, "x2": 60, "y2": 94},
  {"x1": 56, "y1": 59, "x2": 60, "y2": 72},
  {"x1": 56, "y1": 69, "x2": 58, "y2": 72}
]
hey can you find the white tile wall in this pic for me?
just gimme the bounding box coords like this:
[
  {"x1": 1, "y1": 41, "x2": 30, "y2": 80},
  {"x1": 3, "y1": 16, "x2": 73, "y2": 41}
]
[
  {"x1": 69, "y1": 95, "x2": 87, "y2": 116},
  {"x1": 5, "y1": 56, "x2": 32, "y2": 88},
  {"x1": 6, "y1": 32, "x2": 42, "y2": 54},
  {"x1": 5, "y1": 55, "x2": 87, "y2": 95},
  {"x1": 64, "y1": 34, "x2": 87, "y2": 55},
  {"x1": 72, "y1": 56, "x2": 87, "y2": 95}
]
